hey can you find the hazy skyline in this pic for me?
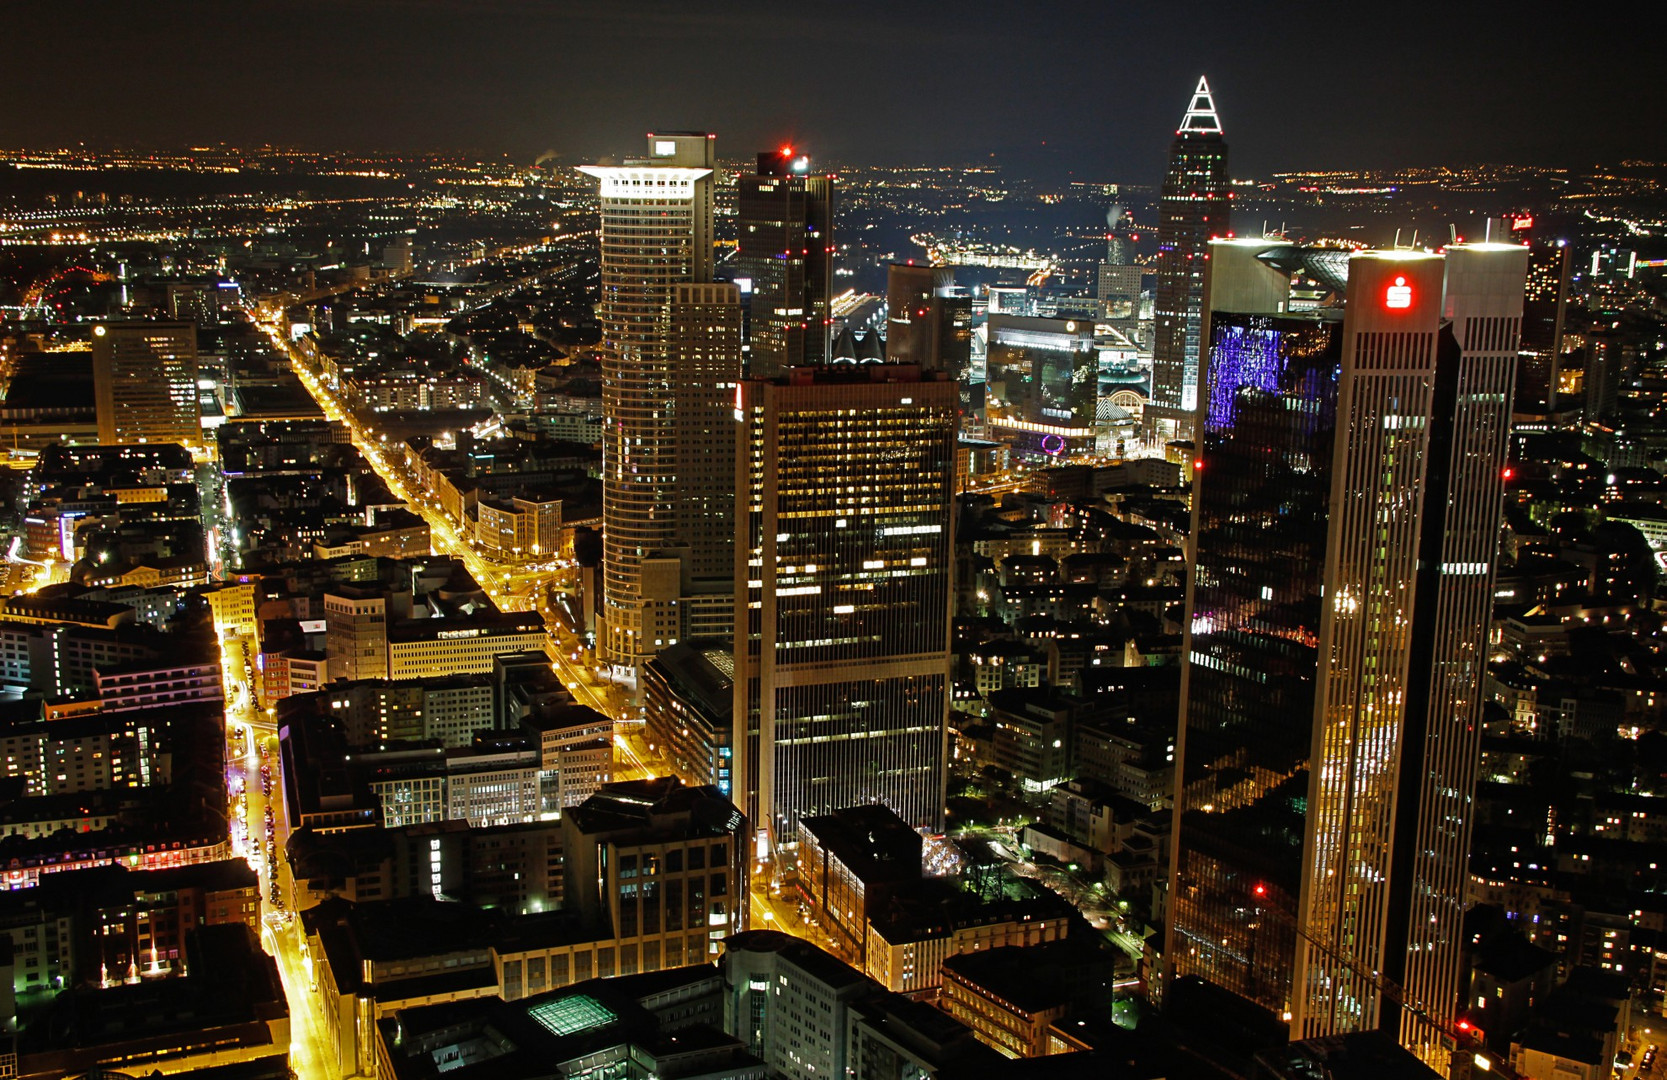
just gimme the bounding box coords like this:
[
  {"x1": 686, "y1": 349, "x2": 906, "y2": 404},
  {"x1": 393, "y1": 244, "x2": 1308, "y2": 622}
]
[{"x1": 3, "y1": 0, "x2": 1662, "y2": 179}]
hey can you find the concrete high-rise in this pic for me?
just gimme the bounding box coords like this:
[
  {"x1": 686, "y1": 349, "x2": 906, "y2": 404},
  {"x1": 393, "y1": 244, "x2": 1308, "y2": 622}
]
[
  {"x1": 885, "y1": 264, "x2": 974, "y2": 421},
  {"x1": 1167, "y1": 241, "x2": 1526, "y2": 1070},
  {"x1": 884, "y1": 264, "x2": 937, "y2": 369},
  {"x1": 652, "y1": 283, "x2": 745, "y2": 646},
  {"x1": 580, "y1": 133, "x2": 736, "y2": 674},
  {"x1": 91, "y1": 321, "x2": 200, "y2": 449},
  {"x1": 735, "y1": 149, "x2": 832, "y2": 378},
  {"x1": 733, "y1": 364, "x2": 957, "y2": 857},
  {"x1": 1147, "y1": 77, "x2": 1231, "y2": 445}
]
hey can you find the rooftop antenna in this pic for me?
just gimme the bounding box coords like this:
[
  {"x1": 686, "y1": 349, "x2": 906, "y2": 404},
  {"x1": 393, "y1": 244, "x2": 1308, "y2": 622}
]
[
  {"x1": 1178, "y1": 76, "x2": 1224, "y2": 135},
  {"x1": 1410, "y1": 229, "x2": 1419, "y2": 249},
  {"x1": 1394, "y1": 228, "x2": 1402, "y2": 249},
  {"x1": 1450, "y1": 224, "x2": 1458, "y2": 245}
]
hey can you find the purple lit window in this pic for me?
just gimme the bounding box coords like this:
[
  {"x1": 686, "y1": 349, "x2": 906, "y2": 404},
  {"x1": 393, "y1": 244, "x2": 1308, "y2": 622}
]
[{"x1": 1207, "y1": 322, "x2": 1284, "y2": 433}]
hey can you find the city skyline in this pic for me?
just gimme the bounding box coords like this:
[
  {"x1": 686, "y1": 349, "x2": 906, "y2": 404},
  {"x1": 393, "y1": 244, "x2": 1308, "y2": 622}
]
[
  {"x1": 0, "y1": 2, "x2": 1660, "y2": 177},
  {"x1": 0, "y1": 15, "x2": 1664, "y2": 1076}
]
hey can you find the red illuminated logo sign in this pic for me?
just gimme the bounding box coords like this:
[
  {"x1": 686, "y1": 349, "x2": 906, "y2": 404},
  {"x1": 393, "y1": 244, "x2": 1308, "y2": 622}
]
[
  {"x1": 1385, "y1": 275, "x2": 1412, "y2": 310},
  {"x1": 1511, "y1": 215, "x2": 1533, "y2": 231}
]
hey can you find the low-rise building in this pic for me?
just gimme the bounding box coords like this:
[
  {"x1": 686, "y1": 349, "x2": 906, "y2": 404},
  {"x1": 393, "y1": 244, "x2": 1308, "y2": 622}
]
[
  {"x1": 387, "y1": 611, "x2": 547, "y2": 680},
  {"x1": 563, "y1": 778, "x2": 749, "y2": 973},
  {"x1": 863, "y1": 879, "x2": 1073, "y2": 994},
  {"x1": 642, "y1": 640, "x2": 733, "y2": 796},
  {"x1": 0, "y1": 859, "x2": 258, "y2": 995},
  {"x1": 798, "y1": 805, "x2": 923, "y2": 965},
  {"x1": 12, "y1": 924, "x2": 287, "y2": 1079},
  {"x1": 374, "y1": 966, "x2": 762, "y2": 1080},
  {"x1": 938, "y1": 941, "x2": 1115, "y2": 1059}
]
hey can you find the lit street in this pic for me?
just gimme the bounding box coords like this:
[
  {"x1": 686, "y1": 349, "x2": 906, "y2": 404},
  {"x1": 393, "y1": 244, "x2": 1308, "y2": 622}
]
[
  {"x1": 266, "y1": 311, "x2": 856, "y2": 974},
  {"x1": 265, "y1": 917, "x2": 335, "y2": 1080},
  {"x1": 217, "y1": 619, "x2": 332, "y2": 1078}
]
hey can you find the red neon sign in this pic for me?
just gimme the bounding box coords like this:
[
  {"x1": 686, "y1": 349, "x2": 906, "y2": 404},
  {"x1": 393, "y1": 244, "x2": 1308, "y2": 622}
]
[{"x1": 1385, "y1": 275, "x2": 1412, "y2": 310}]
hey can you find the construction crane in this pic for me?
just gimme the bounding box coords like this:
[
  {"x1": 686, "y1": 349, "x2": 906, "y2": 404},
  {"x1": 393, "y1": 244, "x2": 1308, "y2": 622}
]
[{"x1": 1289, "y1": 919, "x2": 1520, "y2": 1080}]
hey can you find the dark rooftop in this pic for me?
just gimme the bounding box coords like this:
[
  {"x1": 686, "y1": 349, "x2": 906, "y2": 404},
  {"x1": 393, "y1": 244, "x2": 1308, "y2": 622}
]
[{"x1": 723, "y1": 929, "x2": 870, "y2": 992}]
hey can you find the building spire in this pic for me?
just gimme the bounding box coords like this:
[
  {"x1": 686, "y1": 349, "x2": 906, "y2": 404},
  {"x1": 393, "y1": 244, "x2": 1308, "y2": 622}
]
[{"x1": 1178, "y1": 75, "x2": 1223, "y2": 135}]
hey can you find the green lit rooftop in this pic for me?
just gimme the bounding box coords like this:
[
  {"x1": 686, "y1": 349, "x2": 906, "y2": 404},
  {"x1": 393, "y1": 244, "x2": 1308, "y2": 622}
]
[{"x1": 526, "y1": 993, "x2": 616, "y2": 1038}]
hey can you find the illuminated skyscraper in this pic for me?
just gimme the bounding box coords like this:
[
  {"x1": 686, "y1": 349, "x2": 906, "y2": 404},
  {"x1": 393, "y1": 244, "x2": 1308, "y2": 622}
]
[
  {"x1": 736, "y1": 149, "x2": 832, "y2": 378},
  {"x1": 1380, "y1": 242, "x2": 1527, "y2": 1067},
  {"x1": 91, "y1": 321, "x2": 200, "y2": 449},
  {"x1": 732, "y1": 364, "x2": 956, "y2": 856},
  {"x1": 1168, "y1": 242, "x2": 1525, "y2": 1069},
  {"x1": 1147, "y1": 76, "x2": 1230, "y2": 444},
  {"x1": 1168, "y1": 245, "x2": 1342, "y2": 1023},
  {"x1": 579, "y1": 133, "x2": 729, "y2": 673},
  {"x1": 1518, "y1": 235, "x2": 1571, "y2": 415}
]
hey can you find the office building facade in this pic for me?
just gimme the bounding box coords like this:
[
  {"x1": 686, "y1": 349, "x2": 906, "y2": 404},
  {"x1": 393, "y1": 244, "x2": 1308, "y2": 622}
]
[
  {"x1": 735, "y1": 150, "x2": 832, "y2": 378},
  {"x1": 884, "y1": 264, "x2": 973, "y2": 382},
  {"x1": 733, "y1": 365, "x2": 956, "y2": 854},
  {"x1": 1098, "y1": 202, "x2": 1144, "y2": 336},
  {"x1": 1147, "y1": 77, "x2": 1230, "y2": 443},
  {"x1": 669, "y1": 283, "x2": 745, "y2": 589},
  {"x1": 1518, "y1": 238, "x2": 1571, "y2": 416},
  {"x1": 578, "y1": 133, "x2": 722, "y2": 673},
  {"x1": 1378, "y1": 242, "x2": 1527, "y2": 1065},
  {"x1": 92, "y1": 322, "x2": 201, "y2": 449},
  {"x1": 984, "y1": 314, "x2": 1098, "y2": 460},
  {"x1": 562, "y1": 777, "x2": 749, "y2": 971}
]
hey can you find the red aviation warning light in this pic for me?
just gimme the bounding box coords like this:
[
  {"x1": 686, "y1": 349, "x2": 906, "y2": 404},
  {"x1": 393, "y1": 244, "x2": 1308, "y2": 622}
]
[
  {"x1": 1385, "y1": 275, "x2": 1412, "y2": 310},
  {"x1": 1252, "y1": 882, "x2": 1266, "y2": 897}
]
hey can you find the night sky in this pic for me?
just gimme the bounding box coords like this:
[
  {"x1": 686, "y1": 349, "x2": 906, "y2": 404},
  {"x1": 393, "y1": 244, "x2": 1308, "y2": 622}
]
[{"x1": 4, "y1": 0, "x2": 1661, "y2": 180}]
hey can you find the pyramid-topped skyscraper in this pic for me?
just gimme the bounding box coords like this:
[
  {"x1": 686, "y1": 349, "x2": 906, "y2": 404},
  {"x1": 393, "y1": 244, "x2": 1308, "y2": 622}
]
[{"x1": 1146, "y1": 76, "x2": 1231, "y2": 446}]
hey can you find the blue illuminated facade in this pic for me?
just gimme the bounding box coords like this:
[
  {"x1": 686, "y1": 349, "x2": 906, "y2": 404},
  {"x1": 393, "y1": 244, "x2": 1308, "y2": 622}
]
[{"x1": 1169, "y1": 310, "x2": 1341, "y2": 1015}]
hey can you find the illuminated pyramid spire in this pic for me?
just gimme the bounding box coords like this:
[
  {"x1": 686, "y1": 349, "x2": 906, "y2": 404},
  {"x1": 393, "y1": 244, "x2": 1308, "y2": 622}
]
[{"x1": 1178, "y1": 75, "x2": 1223, "y2": 135}]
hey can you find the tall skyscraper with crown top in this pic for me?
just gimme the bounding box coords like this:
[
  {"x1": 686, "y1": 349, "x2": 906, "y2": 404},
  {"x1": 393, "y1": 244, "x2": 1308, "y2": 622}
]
[{"x1": 1147, "y1": 77, "x2": 1231, "y2": 447}]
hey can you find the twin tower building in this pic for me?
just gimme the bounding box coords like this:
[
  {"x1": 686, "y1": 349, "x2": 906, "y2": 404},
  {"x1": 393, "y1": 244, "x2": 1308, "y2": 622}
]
[
  {"x1": 578, "y1": 134, "x2": 957, "y2": 862},
  {"x1": 584, "y1": 116, "x2": 1530, "y2": 1070},
  {"x1": 1171, "y1": 238, "x2": 1527, "y2": 1069}
]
